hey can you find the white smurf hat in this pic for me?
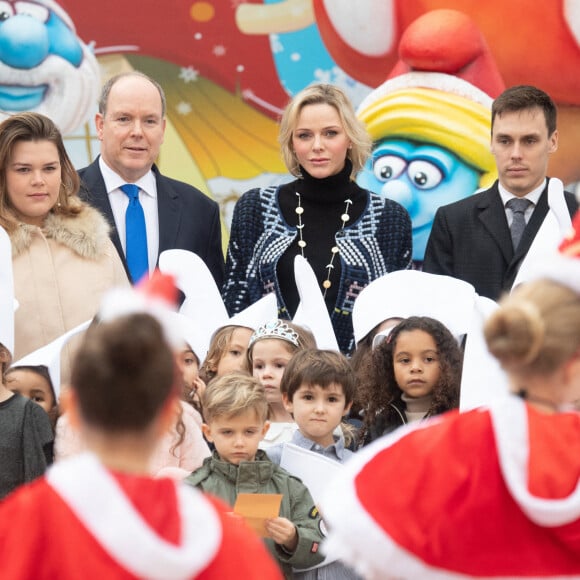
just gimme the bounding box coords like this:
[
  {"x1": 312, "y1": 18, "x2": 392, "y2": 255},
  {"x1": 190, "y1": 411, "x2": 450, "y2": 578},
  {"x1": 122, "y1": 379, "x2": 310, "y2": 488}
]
[
  {"x1": 353, "y1": 270, "x2": 478, "y2": 344},
  {"x1": 11, "y1": 319, "x2": 92, "y2": 399},
  {"x1": 0, "y1": 226, "x2": 15, "y2": 356},
  {"x1": 293, "y1": 255, "x2": 339, "y2": 351},
  {"x1": 159, "y1": 249, "x2": 278, "y2": 361}
]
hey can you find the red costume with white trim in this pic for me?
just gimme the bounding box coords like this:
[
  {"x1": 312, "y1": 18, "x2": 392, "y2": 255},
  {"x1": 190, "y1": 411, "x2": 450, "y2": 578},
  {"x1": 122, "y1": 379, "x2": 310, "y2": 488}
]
[
  {"x1": 322, "y1": 397, "x2": 580, "y2": 579},
  {"x1": 0, "y1": 453, "x2": 282, "y2": 580}
]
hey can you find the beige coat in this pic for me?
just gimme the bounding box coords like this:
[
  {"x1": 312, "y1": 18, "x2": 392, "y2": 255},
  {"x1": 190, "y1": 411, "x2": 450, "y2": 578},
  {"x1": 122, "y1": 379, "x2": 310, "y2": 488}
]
[{"x1": 11, "y1": 204, "x2": 129, "y2": 378}]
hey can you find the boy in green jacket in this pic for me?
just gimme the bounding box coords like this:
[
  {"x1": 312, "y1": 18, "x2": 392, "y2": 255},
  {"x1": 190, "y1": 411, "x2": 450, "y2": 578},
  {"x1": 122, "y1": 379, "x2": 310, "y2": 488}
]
[{"x1": 186, "y1": 372, "x2": 324, "y2": 579}]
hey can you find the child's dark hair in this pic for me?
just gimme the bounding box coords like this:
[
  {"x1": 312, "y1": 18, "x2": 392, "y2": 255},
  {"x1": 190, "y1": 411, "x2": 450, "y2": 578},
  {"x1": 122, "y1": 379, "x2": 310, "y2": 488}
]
[
  {"x1": 71, "y1": 313, "x2": 175, "y2": 432},
  {"x1": 280, "y1": 349, "x2": 355, "y2": 405},
  {"x1": 5, "y1": 364, "x2": 59, "y2": 428},
  {"x1": 357, "y1": 316, "x2": 462, "y2": 435}
]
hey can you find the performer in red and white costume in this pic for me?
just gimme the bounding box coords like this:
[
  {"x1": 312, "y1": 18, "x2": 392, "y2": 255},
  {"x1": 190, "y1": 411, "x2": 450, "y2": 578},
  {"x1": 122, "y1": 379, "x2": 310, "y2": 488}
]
[
  {"x1": 321, "y1": 216, "x2": 580, "y2": 579},
  {"x1": 0, "y1": 276, "x2": 282, "y2": 580}
]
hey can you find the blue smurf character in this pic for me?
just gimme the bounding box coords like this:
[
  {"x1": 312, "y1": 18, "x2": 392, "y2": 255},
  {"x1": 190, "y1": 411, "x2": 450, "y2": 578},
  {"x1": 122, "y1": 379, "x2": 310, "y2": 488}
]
[
  {"x1": 356, "y1": 74, "x2": 497, "y2": 263},
  {"x1": 0, "y1": 0, "x2": 98, "y2": 133}
]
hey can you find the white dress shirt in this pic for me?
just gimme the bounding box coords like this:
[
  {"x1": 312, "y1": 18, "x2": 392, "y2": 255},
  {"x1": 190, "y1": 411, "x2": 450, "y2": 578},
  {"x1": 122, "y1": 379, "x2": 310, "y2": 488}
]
[
  {"x1": 98, "y1": 157, "x2": 159, "y2": 273},
  {"x1": 499, "y1": 179, "x2": 546, "y2": 226}
]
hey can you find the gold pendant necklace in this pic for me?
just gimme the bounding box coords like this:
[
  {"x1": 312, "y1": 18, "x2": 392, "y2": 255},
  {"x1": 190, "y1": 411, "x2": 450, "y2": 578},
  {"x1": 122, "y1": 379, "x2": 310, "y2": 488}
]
[{"x1": 295, "y1": 191, "x2": 353, "y2": 297}]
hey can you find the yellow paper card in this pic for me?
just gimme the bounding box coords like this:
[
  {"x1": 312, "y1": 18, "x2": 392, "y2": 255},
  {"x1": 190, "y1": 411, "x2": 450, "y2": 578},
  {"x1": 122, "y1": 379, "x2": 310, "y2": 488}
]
[{"x1": 233, "y1": 493, "x2": 283, "y2": 537}]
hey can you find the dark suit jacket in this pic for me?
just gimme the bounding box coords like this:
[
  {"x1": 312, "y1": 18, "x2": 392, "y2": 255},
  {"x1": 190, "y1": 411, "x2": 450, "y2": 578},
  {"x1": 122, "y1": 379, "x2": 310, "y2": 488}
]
[
  {"x1": 423, "y1": 179, "x2": 579, "y2": 301},
  {"x1": 78, "y1": 157, "x2": 224, "y2": 286}
]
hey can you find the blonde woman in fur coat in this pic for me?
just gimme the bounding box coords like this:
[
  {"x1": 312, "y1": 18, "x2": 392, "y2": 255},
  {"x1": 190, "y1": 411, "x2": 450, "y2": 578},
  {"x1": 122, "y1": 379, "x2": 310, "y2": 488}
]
[{"x1": 0, "y1": 113, "x2": 129, "y2": 376}]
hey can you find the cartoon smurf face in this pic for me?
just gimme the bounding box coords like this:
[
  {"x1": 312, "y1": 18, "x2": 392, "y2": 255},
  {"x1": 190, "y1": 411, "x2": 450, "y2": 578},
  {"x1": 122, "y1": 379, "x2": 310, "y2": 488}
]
[
  {"x1": 0, "y1": 0, "x2": 98, "y2": 134},
  {"x1": 357, "y1": 139, "x2": 480, "y2": 262}
]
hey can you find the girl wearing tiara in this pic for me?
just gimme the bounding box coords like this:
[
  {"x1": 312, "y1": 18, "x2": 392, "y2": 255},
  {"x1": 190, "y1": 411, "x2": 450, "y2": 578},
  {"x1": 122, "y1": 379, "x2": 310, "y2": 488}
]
[{"x1": 246, "y1": 319, "x2": 316, "y2": 448}]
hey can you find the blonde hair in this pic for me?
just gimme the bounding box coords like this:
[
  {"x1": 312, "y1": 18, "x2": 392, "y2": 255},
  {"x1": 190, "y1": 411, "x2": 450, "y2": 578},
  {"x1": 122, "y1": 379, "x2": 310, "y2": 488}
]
[
  {"x1": 485, "y1": 279, "x2": 580, "y2": 376},
  {"x1": 199, "y1": 325, "x2": 239, "y2": 382},
  {"x1": 278, "y1": 83, "x2": 372, "y2": 179},
  {"x1": 202, "y1": 372, "x2": 268, "y2": 424}
]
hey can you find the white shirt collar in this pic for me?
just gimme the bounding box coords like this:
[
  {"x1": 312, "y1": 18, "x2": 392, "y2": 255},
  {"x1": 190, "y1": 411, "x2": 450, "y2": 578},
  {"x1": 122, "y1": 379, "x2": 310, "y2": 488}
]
[
  {"x1": 98, "y1": 156, "x2": 157, "y2": 198},
  {"x1": 498, "y1": 178, "x2": 546, "y2": 207}
]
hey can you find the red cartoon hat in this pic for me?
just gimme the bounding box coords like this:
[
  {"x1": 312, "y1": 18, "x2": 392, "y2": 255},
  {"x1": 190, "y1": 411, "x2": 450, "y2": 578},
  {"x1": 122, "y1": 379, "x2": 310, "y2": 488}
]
[
  {"x1": 387, "y1": 9, "x2": 505, "y2": 97},
  {"x1": 357, "y1": 9, "x2": 505, "y2": 189}
]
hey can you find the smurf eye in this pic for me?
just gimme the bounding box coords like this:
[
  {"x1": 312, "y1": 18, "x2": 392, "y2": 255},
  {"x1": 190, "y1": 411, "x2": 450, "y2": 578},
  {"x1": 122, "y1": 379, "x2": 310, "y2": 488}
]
[
  {"x1": 15, "y1": 1, "x2": 49, "y2": 22},
  {"x1": 0, "y1": 2, "x2": 14, "y2": 20},
  {"x1": 407, "y1": 160, "x2": 443, "y2": 190},
  {"x1": 372, "y1": 155, "x2": 406, "y2": 182}
]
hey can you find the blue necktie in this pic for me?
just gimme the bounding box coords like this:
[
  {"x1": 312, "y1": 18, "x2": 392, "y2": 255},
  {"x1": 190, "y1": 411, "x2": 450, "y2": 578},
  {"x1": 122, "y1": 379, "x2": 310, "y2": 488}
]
[{"x1": 120, "y1": 184, "x2": 148, "y2": 283}]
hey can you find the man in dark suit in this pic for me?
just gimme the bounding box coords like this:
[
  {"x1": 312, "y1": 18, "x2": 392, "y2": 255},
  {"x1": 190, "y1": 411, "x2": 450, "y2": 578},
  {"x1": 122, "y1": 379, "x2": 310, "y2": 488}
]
[
  {"x1": 423, "y1": 85, "x2": 578, "y2": 301},
  {"x1": 79, "y1": 71, "x2": 224, "y2": 286}
]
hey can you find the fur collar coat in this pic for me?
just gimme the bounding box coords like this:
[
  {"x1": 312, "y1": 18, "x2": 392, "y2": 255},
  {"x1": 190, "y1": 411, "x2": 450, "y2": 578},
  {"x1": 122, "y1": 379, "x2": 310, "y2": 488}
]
[{"x1": 10, "y1": 203, "x2": 129, "y2": 377}]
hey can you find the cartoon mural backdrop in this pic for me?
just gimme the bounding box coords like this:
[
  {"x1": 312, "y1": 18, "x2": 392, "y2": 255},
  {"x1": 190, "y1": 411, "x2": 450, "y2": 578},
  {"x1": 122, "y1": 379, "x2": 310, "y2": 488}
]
[{"x1": 2, "y1": 0, "x2": 579, "y2": 255}]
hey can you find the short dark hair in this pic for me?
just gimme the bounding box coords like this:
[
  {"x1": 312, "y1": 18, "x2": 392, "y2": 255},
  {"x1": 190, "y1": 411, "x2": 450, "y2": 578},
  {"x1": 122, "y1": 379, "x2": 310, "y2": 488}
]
[
  {"x1": 492, "y1": 85, "x2": 557, "y2": 136},
  {"x1": 280, "y1": 349, "x2": 355, "y2": 405},
  {"x1": 71, "y1": 313, "x2": 175, "y2": 433}
]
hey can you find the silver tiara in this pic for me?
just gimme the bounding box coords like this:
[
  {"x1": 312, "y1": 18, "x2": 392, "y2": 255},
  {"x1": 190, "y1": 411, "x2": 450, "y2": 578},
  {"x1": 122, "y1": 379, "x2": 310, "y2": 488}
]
[{"x1": 248, "y1": 319, "x2": 300, "y2": 349}]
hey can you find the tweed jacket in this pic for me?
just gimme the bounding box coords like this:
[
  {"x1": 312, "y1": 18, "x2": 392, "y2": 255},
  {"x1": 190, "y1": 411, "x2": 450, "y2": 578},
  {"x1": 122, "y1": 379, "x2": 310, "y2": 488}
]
[{"x1": 223, "y1": 185, "x2": 412, "y2": 353}]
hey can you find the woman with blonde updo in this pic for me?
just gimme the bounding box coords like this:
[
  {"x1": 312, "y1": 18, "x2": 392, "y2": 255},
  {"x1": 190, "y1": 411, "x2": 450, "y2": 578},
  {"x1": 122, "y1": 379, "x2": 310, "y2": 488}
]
[
  {"x1": 318, "y1": 276, "x2": 580, "y2": 578},
  {"x1": 485, "y1": 279, "x2": 580, "y2": 394}
]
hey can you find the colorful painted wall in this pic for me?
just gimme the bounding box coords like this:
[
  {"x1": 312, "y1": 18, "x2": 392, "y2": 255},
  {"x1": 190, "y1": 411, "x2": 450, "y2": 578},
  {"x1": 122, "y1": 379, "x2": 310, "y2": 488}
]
[{"x1": 3, "y1": 1, "x2": 580, "y2": 256}]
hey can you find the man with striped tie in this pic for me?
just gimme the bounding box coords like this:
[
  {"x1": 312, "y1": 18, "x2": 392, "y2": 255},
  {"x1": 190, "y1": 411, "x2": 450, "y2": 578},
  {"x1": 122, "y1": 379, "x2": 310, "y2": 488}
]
[{"x1": 423, "y1": 85, "x2": 578, "y2": 301}]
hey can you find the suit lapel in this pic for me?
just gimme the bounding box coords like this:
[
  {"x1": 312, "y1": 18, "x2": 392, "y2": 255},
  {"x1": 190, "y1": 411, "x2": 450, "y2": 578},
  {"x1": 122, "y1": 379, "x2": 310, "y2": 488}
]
[
  {"x1": 476, "y1": 186, "x2": 513, "y2": 264},
  {"x1": 154, "y1": 167, "x2": 181, "y2": 265},
  {"x1": 79, "y1": 158, "x2": 129, "y2": 277},
  {"x1": 504, "y1": 186, "x2": 549, "y2": 282},
  {"x1": 512, "y1": 187, "x2": 549, "y2": 261}
]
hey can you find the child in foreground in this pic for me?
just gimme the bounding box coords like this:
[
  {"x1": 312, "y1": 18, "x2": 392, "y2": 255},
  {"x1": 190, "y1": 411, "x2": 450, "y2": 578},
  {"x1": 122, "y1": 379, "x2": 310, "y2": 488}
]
[
  {"x1": 186, "y1": 373, "x2": 325, "y2": 579},
  {"x1": 0, "y1": 312, "x2": 281, "y2": 579},
  {"x1": 357, "y1": 316, "x2": 462, "y2": 444},
  {"x1": 267, "y1": 349, "x2": 362, "y2": 580}
]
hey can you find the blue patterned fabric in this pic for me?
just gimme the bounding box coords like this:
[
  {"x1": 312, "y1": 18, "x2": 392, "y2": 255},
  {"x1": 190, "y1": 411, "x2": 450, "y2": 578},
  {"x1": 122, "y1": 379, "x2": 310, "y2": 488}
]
[{"x1": 223, "y1": 184, "x2": 412, "y2": 353}]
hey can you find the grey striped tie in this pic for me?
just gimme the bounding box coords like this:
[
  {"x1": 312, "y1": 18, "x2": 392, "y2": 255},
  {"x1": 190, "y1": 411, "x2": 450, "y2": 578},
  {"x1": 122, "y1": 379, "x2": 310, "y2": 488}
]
[{"x1": 506, "y1": 197, "x2": 532, "y2": 250}]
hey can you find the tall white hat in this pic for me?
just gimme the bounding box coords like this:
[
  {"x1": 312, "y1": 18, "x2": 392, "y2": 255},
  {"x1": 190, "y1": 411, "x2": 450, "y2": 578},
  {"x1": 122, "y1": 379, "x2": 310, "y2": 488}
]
[
  {"x1": 353, "y1": 270, "x2": 478, "y2": 344},
  {"x1": 11, "y1": 319, "x2": 92, "y2": 399},
  {"x1": 159, "y1": 250, "x2": 278, "y2": 361},
  {"x1": 292, "y1": 255, "x2": 338, "y2": 351}
]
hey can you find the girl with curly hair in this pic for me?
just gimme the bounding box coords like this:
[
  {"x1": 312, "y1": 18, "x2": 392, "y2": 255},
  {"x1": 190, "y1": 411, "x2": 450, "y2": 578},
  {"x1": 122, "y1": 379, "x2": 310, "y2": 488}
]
[{"x1": 358, "y1": 316, "x2": 462, "y2": 444}]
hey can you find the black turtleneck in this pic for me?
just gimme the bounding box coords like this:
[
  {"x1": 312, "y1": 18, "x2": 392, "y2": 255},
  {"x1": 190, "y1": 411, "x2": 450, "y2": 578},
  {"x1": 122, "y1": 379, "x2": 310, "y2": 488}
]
[{"x1": 277, "y1": 160, "x2": 367, "y2": 316}]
